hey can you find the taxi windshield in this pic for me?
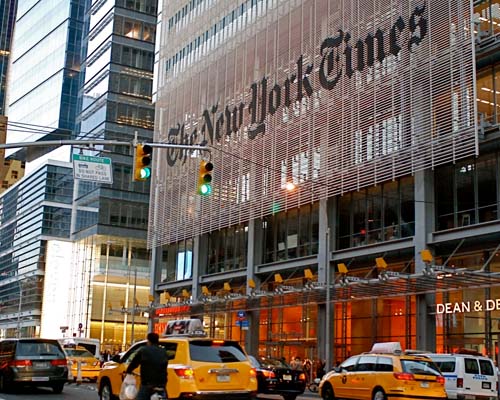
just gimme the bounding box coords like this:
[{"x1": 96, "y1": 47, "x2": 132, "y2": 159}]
[{"x1": 65, "y1": 348, "x2": 94, "y2": 358}]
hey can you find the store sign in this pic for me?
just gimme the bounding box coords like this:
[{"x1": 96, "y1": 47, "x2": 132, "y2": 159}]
[
  {"x1": 436, "y1": 299, "x2": 500, "y2": 314},
  {"x1": 155, "y1": 0, "x2": 476, "y2": 246}
]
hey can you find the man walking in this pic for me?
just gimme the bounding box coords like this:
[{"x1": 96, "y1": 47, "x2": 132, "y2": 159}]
[{"x1": 126, "y1": 332, "x2": 168, "y2": 400}]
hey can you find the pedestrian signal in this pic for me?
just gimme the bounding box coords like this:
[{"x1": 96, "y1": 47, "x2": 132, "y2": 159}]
[
  {"x1": 134, "y1": 144, "x2": 152, "y2": 181},
  {"x1": 197, "y1": 160, "x2": 213, "y2": 195}
]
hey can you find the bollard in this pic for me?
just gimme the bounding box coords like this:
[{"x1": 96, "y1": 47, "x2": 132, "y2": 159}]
[{"x1": 76, "y1": 360, "x2": 82, "y2": 385}]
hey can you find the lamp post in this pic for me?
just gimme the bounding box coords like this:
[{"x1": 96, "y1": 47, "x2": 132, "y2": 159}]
[
  {"x1": 17, "y1": 280, "x2": 22, "y2": 338},
  {"x1": 324, "y1": 227, "x2": 332, "y2": 371}
]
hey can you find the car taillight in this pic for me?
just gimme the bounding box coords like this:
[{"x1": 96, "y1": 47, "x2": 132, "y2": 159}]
[
  {"x1": 9, "y1": 360, "x2": 32, "y2": 367},
  {"x1": 436, "y1": 376, "x2": 445, "y2": 385},
  {"x1": 174, "y1": 367, "x2": 194, "y2": 379},
  {"x1": 262, "y1": 370, "x2": 276, "y2": 378},
  {"x1": 249, "y1": 368, "x2": 256, "y2": 377},
  {"x1": 457, "y1": 377, "x2": 463, "y2": 388},
  {"x1": 393, "y1": 372, "x2": 415, "y2": 381},
  {"x1": 51, "y1": 359, "x2": 67, "y2": 366},
  {"x1": 298, "y1": 373, "x2": 306, "y2": 381}
]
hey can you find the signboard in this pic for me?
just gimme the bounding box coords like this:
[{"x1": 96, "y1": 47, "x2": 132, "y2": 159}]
[
  {"x1": 73, "y1": 154, "x2": 113, "y2": 184},
  {"x1": 153, "y1": 0, "x2": 477, "y2": 246}
]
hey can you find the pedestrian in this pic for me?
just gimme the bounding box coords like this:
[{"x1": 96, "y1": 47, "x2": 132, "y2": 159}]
[
  {"x1": 290, "y1": 356, "x2": 302, "y2": 370},
  {"x1": 126, "y1": 332, "x2": 168, "y2": 400}
]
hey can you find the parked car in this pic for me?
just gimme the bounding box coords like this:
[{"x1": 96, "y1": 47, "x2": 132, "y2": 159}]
[
  {"x1": 98, "y1": 318, "x2": 258, "y2": 400},
  {"x1": 248, "y1": 355, "x2": 306, "y2": 400},
  {"x1": 319, "y1": 342, "x2": 446, "y2": 400},
  {"x1": 0, "y1": 338, "x2": 68, "y2": 393},
  {"x1": 63, "y1": 345, "x2": 101, "y2": 382},
  {"x1": 424, "y1": 350, "x2": 498, "y2": 400}
]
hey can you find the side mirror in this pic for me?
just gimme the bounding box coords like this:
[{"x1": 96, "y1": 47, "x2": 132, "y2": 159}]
[
  {"x1": 334, "y1": 366, "x2": 342, "y2": 373},
  {"x1": 112, "y1": 354, "x2": 121, "y2": 362}
]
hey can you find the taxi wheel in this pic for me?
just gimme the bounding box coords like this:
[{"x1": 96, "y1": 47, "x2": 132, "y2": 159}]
[
  {"x1": 321, "y1": 383, "x2": 335, "y2": 400},
  {"x1": 372, "y1": 388, "x2": 386, "y2": 400},
  {"x1": 100, "y1": 380, "x2": 116, "y2": 400}
]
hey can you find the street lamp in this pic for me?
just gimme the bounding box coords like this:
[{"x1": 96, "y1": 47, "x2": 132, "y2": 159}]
[{"x1": 17, "y1": 280, "x2": 22, "y2": 338}]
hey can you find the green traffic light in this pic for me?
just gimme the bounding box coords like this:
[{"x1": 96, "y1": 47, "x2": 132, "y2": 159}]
[
  {"x1": 199, "y1": 183, "x2": 212, "y2": 196},
  {"x1": 140, "y1": 167, "x2": 151, "y2": 179}
]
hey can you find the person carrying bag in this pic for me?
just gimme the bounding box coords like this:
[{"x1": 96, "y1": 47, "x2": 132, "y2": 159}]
[{"x1": 126, "y1": 332, "x2": 168, "y2": 400}]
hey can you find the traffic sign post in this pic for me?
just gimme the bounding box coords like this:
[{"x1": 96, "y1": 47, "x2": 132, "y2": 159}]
[{"x1": 73, "y1": 154, "x2": 113, "y2": 184}]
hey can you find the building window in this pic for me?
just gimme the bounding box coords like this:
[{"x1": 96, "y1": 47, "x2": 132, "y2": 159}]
[
  {"x1": 474, "y1": 1, "x2": 500, "y2": 41},
  {"x1": 262, "y1": 202, "x2": 319, "y2": 263},
  {"x1": 207, "y1": 223, "x2": 248, "y2": 274},
  {"x1": 337, "y1": 177, "x2": 415, "y2": 250},
  {"x1": 435, "y1": 154, "x2": 498, "y2": 231}
]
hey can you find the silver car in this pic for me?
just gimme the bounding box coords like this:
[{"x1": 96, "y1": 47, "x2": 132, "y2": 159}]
[{"x1": 0, "y1": 338, "x2": 68, "y2": 393}]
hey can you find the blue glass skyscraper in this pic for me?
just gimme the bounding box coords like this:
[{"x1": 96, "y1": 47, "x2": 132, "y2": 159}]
[
  {"x1": 0, "y1": 0, "x2": 16, "y2": 115},
  {"x1": 7, "y1": 0, "x2": 84, "y2": 150}
]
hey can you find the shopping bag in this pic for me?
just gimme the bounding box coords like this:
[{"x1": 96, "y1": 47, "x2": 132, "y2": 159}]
[{"x1": 119, "y1": 373, "x2": 138, "y2": 400}]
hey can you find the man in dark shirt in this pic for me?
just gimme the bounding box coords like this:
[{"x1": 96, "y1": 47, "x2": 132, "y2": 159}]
[{"x1": 126, "y1": 332, "x2": 168, "y2": 400}]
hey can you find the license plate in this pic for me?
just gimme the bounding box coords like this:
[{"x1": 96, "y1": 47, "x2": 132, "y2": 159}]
[
  {"x1": 420, "y1": 382, "x2": 429, "y2": 388},
  {"x1": 33, "y1": 362, "x2": 50, "y2": 369},
  {"x1": 32, "y1": 377, "x2": 49, "y2": 381},
  {"x1": 482, "y1": 382, "x2": 491, "y2": 389},
  {"x1": 217, "y1": 374, "x2": 230, "y2": 382},
  {"x1": 283, "y1": 374, "x2": 292, "y2": 381}
]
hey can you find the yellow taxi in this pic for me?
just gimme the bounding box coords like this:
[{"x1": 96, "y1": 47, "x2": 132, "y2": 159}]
[
  {"x1": 63, "y1": 345, "x2": 101, "y2": 382},
  {"x1": 319, "y1": 342, "x2": 447, "y2": 400},
  {"x1": 97, "y1": 319, "x2": 257, "y2": 400}
]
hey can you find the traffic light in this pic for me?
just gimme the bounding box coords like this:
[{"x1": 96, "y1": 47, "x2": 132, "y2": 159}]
[
  {"x1": 133, "y1": 144, "x2": 152, "y2": 181},
  {"x1": 197, "y1": 160, "x2": 213, "y2": 195}
]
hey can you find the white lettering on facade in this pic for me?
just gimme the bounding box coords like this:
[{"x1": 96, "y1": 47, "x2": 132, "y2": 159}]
[{"x1": 437, "y1": 299, "x2": 500, "y2": 314}]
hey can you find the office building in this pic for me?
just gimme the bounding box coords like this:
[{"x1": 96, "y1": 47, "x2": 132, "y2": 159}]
[
  {"x1": 0, "y1": 0, "x2": 85, "y2": 338},
  {"x1": 68, "y1": 0, "x2": 157, "y2": 348},
  {"x1": 0, "y1": 0, "x2": 16, "y2": 115},
  {"x1": 150, "y1": 0, "x2": 500, "y2": 366},
  {"x1": 0, "y1": 160, "x2": 73, "y2": 338}
]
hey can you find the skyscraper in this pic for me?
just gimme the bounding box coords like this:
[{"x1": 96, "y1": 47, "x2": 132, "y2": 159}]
[
  {"x1": 68, "y1": 0, "x2": 157, "y2": 345},
  {"x1": 0, "y1": 0, "x2": 16, "y2": 114},
  {"x1": 6, "y1": 0, "x2": 84, "y2": 158},
  {"x1": 0, "y1": 0, "x2": 85, "y2": 337}
]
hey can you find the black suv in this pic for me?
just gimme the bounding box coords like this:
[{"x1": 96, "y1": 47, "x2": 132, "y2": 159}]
[{"x1": 0, "y1": 338, "x2": 68, "y2": 393}]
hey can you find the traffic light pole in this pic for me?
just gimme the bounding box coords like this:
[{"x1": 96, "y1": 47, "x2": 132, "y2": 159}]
[{"x1": 0, "y1": 140, "x2": 211, "y2": 152}]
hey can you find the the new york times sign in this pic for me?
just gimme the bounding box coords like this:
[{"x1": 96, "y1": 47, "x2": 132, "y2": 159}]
[{"x1": 165, "y1": 3, "x2": 427, "y2": 166}]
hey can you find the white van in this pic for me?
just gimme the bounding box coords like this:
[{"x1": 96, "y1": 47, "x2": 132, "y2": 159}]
[{"x1": 425, "y1": 352, "x2": 498, "y2": 400}]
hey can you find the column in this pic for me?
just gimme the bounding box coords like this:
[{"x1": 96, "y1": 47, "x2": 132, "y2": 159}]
[{"x1": 414, "y1": 169, "x2": 436, "y2": 351}]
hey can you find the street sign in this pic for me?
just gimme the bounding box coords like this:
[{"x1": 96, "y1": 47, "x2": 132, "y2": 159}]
[
  {"x1": 73, "y1": 154, "x2": 113, "y2": 184},
  {"x1": 237, "y1": 310, "x2": 246, "y2": 319}
]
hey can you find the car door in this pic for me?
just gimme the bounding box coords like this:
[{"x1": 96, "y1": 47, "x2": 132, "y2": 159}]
[
  {"x1": 111, "y1": 342, "x2": 146, "y2": 396},
  {"x1": 351, "y1": 355, "x2": 377, "y2": 400},
  {"x1": 334, "y1": 356, "x2": 359, "y2": 399}
]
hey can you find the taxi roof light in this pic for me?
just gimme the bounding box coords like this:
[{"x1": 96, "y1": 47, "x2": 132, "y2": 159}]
[{"x1": 370, "y1": 342, "x2": 402, "y2": 354}]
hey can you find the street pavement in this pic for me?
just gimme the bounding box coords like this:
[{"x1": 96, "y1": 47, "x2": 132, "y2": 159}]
[{"x1": 0, "y1": 381, "x2": 322, "y2": 399}]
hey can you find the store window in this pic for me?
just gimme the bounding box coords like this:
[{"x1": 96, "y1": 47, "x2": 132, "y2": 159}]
[
  {"x1": 262, "y1": 202, "x2": 319, "y2": 264},
  {"x1": 337, "y1": 177, "x2": 414, "y2": 250},
  {"x1": 435, "y1": 154, "x2": 498, "y2": 231}
]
